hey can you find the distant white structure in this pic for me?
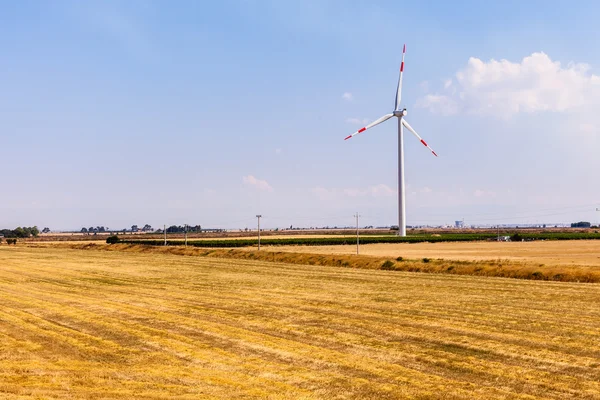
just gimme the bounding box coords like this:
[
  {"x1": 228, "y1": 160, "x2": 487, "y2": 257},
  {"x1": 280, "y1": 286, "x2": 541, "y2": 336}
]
[{"x1": 455, "y1": 220, "x2": 464, "y2": 228}]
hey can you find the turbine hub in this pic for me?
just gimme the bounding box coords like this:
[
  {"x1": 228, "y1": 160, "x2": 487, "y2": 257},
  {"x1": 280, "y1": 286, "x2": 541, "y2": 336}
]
[{"x1": 393, "y1": 108, "x2": 407, "y2": 117}]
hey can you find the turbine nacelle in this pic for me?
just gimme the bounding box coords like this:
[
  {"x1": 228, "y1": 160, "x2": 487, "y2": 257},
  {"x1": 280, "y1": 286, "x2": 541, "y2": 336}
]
[{"x1": 393, "y1": 109, "x2": 407, "y2": 118}]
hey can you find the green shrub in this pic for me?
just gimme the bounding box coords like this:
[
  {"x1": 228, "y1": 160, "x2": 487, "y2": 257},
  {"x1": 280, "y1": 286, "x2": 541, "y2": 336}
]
[
  {"x1": 396, "y1": 256, "x2": 404, "y2": 261},
  {"x1": 531, "y1": 271, "x2": 544, "y2": 279},
  {"x1": 380, "y1": 260, "x2": 395, "y2": 270},
  {"x1": 106, "y1": 235, "x2": 120, "y2": 244},
  {"x1": 422, "y1": 258, "x2": 430, "y2": 263},
  {"x1": 6, "y1": 238, "x2": 17, "y2": 245}
]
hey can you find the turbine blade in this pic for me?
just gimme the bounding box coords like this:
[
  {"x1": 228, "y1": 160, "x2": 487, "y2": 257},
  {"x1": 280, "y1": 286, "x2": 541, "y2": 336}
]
[
  {"x1": 344, "y1": 114, "x2": 394, "y2": 140},
  {"x1": 394, "y1": 44, "x2": 406, "y2": 111},
  {"x1": 402, "y1": 119, "x2": 438, "y2": 157}
]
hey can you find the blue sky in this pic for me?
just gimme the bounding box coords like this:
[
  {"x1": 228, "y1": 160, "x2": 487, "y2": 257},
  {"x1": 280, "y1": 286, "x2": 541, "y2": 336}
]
[{"x1": 1, "y1": 0, "x2": 599, "y2": 230}]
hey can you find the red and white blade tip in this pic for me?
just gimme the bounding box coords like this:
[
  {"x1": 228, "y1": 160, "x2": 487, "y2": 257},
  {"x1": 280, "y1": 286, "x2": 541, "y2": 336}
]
[
  {"x1": 403, "y1": 44, "x2": 406, "y2": 53},
  {"x1": 420, "y1": 139, "x2": 438, "y2": 157},
  {"x1": 344, "y1": 135, "x2": 352, "y2": 140}
]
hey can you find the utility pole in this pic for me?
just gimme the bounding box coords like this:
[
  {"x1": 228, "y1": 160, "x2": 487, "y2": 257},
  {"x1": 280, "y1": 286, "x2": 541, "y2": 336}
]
[
  {"x1": 354, "y1": 212, "x2": 360, "y2": 255},
  {"x1": 256, "y1": 215, "x2": 262, "y2": 251},
  {"x1": 184, "y1": 224, "x2": 188, "y2": 247},
  {"x1": 497, "y1": 225, "x2": 500, "y2": 242},
  {"x1": 164, "y1": 224, "x2": 167, "y2": 246}
]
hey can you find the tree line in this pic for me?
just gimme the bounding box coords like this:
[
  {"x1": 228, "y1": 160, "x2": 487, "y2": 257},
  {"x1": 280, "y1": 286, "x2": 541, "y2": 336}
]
[
  {"x1": 571, "y1": 221, "x2": 592, "y2": 228},
  {"x1": 0, "y1": 226, "x2": 40, "y2": 238},
  {"x1": 162, "y1": 225, "x2": 202, "y2": 234}
]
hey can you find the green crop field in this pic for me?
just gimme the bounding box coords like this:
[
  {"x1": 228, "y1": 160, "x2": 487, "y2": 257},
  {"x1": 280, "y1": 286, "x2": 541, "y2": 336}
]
[
  {"x1": 118, "y1": 231, "x2": 600, "y2": 248},
  {"x1": 0, "y1": 246, "x2": 599, "y2": 399}
]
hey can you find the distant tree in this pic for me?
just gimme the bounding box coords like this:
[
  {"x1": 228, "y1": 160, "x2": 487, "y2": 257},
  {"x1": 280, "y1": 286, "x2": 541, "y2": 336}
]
[
  {"x1": 97, "y1": 226, "x2": 106, "y2": 233},
  {"x1": 131, "y1": 225, "x2": 139, "y2": 232},
  {"x1": 142, "y1": 224, "x2": 152, "y2": 232},
  {"x1": 30, "y1": 226, "x2": 40, "y2": 237},
  {"x1": 89, "y1": 226, "x2": 95, "y2": 234},
  {"x1": 13, "y1": 227, "x2": 26, "y2": 238},
  {"x1": 166, "y1": 225, "x2": 181, "y2": 233},
  {"x1": 571, "y1": 221, "x2": 591, "y2": 228},
  {"x1": 106, "y1": 235, "x2": 120, "y2": 244},
  {"x1": 81, "y1": 227, "x2": 88, "y2": 234},
  {"x1": 42, "y1": 227, "x2": 50, "y2": 234}
]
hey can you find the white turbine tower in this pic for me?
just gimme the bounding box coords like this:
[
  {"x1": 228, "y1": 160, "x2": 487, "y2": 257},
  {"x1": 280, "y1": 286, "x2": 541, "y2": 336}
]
[{"x1": 344, "y1": 44, "x2": 437, "y2": 237}]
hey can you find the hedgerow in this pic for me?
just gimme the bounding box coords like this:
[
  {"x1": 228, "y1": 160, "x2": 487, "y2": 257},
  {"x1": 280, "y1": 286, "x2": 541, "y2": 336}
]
[{"x1": 119, "y1": 231, "x2": 600, "y2": 248}]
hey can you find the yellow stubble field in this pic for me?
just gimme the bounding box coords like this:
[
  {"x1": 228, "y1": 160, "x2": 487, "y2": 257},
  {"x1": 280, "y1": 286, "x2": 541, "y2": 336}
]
[
  {"x1": 0, "y1": 245, "x2": 599, "y2": 399},
  {"x1": 267, "y1": 240, "x2": 600, "y2": 267}
]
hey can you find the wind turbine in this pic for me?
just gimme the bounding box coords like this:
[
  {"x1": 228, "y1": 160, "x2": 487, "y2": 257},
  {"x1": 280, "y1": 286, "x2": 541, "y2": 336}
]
[{"x1": 344, "y1": 44, "x2": 437, "y2": 237}]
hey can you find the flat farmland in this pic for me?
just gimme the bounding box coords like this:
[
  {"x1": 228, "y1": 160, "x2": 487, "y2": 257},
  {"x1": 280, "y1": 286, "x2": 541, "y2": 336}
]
[
  {"x1": 267, "y1": 240, "x2": 600, "y2": 267},
  {"x1": 0, "y1": 247, "x2": 599, "y2": 399}
]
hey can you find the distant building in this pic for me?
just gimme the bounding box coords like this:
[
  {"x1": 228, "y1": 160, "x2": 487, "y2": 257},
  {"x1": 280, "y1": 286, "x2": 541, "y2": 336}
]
[{"x1": 455, "y1": 220, "x2": 464, "y2": 228}]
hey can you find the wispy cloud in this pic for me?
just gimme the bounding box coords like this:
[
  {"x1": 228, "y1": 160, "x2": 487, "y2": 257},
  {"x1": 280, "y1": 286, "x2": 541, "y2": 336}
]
[
  {"x1": 345, "y1": 117, "x2": 368, "y2": 125},
  {"x1": 243, "y1": 175, "x2": 273, "y2": 192},
  {"x1": 341, "y1": 92, "x2": 353, "y2": 101},
  {"x1": 312, "y1": 184, "x2": 395, "y2": 199},
  {"x1": 416, "y1": 94, "x2": 459, "y2": 116}
]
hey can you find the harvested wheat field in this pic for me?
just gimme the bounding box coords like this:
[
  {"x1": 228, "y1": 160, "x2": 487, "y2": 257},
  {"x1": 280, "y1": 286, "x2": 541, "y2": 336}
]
[
  {"x1": 0, "y1": 246, "x2": 599, "y2": 399},
  {"x1": 268, "y1": 240, "x2": 600, "y2": 266}
]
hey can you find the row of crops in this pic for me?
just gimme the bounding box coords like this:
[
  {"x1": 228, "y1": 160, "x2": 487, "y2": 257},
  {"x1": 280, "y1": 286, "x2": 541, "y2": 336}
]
[{"x1": 118, "y1": 231, "x2": 600, "y2": 247}]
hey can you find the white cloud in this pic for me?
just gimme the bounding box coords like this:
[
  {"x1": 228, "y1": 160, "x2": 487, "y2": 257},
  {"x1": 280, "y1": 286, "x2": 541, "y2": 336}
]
[
  {"x1": 416, "y1": 94, "x2": 459, "y2": 116},
  {"x1": 369, "y1": 184, "x2": 396, "y2": 197},
  {"x1": 345, "y1": 117, "x2": 369, "y2": 125},
  {"x1": 275, "y1": 148, "x2": 282, "y2": 154},
  {"x1": 418, "y1": 52, "x2": 600, "y2": 117},
  {"x1": 243, "y1": 175, "x2": 273, "y2": 192},
  {"x1": 409, "y1": 186, "x2": 434, "y2": 196},
  {"x1": 342, "y1": 92, "x2": 353, "y2": 101},
  {"x1": 311, "y1": 187, "x2": 333, "y2": 201}
]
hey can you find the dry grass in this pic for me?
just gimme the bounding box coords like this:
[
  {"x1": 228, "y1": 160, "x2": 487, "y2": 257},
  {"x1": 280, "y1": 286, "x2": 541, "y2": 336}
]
[
  {"x1": 262, "y1": 241, "x2": 600, "y2": 265},
  {"x1": 47, "y1": 243, "x2": 600, "y2": 283},
  {"x1": 0, "y1": 246, "x2": 599, "y2": 399}
]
